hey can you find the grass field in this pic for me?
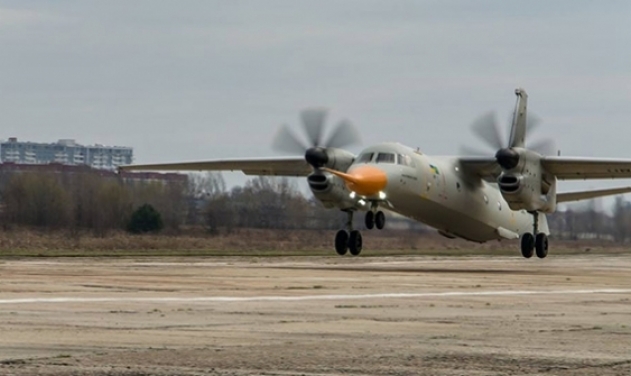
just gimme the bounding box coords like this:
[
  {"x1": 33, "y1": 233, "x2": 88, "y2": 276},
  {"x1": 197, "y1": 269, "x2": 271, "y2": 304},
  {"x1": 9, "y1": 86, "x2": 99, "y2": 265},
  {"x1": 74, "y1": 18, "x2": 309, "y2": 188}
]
[{"x1": 0, "y1": 228, "x2": 626, "y2": 258}]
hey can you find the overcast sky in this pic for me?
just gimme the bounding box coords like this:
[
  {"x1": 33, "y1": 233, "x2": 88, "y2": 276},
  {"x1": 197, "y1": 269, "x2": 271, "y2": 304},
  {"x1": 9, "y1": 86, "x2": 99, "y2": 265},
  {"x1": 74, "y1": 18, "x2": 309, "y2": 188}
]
[{"x1": 1, "y1": 1, "x2": 630, "y2": 199}]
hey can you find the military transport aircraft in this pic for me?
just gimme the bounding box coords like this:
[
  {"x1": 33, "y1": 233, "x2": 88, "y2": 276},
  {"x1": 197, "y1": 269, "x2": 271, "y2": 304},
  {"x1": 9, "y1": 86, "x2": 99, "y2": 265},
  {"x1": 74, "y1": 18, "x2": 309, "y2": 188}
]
[{"x1": 121, "y1": 88, "x2": 631, "y2": 259}]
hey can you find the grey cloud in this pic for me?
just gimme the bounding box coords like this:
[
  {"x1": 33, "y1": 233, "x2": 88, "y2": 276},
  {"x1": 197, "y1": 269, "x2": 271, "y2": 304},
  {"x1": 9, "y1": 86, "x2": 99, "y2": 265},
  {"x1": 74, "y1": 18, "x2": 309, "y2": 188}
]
[{"x1": 0, "y1": 0, "x2": 629, "y2": 184}]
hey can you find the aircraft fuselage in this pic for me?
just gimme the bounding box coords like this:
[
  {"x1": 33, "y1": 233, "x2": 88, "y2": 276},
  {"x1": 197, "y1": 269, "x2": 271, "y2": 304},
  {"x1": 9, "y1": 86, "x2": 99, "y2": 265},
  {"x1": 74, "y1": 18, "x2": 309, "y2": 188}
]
[{"x1": 345, "y1": 142, "x2": 548, "y2": 242}]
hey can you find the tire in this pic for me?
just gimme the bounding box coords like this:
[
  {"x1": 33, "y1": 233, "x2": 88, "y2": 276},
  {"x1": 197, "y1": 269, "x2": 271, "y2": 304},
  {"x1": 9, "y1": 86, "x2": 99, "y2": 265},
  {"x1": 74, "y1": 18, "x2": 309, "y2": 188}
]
[
  {"x1": 365, "y1": 211, "x2": 375, "y2": 230},
  {"x1": 535, "y1": 233, "x2": 548, "y2": 259},
  {"x1": 375, "y1": 211, "x2": 386, "y2": 230},
  {"x1": 335, "y1": 230, "x2": 349, "y2": 256},
  {"x1": 521, "y1": 233, "x2": 535, "y2": 259},
  {"x1": 348, "y1": 230, "x2": 363, "y2": 256}
]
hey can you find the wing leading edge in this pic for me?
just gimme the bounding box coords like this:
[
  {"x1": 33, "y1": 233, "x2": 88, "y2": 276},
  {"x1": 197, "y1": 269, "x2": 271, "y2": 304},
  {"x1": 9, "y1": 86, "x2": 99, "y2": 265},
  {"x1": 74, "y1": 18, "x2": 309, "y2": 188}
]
[
  {"x1": 557, "y1": 186, "x2": 631, "y2": 203},
  {"x1": 458, "y1": 156, "x2": 631, "y2": 181},
  {"x1": 119, "y1": 157, "x2": 312, "y2": 177},
  {"x1": 541, "y1": 157, "x2": 631, "y2": 180}
]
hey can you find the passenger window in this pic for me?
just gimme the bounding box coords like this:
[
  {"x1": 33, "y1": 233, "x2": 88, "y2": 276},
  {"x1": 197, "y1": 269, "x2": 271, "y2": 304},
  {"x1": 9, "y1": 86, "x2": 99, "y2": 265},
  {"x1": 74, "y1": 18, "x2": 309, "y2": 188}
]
[
  {"x1": 357, "y1": 153, "x2": 374, "y2": 163},
  {"x1": 376, "y1": 153, "x2": 395, "y2": 164}
]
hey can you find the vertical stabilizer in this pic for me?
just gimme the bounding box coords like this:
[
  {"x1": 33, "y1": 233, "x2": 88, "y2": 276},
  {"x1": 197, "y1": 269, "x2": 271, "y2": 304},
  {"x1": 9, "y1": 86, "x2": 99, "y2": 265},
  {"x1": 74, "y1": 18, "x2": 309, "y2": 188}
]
[{"x1": 508, "y1": 88, "x2": 528, "y2": 148}]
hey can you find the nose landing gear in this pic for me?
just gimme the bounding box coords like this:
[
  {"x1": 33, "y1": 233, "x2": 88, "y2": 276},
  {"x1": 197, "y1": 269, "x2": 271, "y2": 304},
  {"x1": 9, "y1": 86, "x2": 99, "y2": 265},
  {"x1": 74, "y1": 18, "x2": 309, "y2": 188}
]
[
  {"x1": 364, "y1": 203, "x2": 386, "y2": 231},
  {"x1": 375, "y1": 211, "x2": 386, "y2": 230},
  {"x1": 364, "y1": 211, "x2": 374, "y2": 230}
]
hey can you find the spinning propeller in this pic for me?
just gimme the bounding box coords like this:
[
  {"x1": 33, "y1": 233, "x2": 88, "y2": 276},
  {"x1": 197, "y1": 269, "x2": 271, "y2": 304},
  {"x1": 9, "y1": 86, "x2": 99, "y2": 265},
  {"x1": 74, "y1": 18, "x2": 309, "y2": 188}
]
[
  {"x1": 462, "y1": 110, "x2": 556, "y2": 170},
  {"x1": 272, "y1": 108, "x2": 361, "y2": 168}
]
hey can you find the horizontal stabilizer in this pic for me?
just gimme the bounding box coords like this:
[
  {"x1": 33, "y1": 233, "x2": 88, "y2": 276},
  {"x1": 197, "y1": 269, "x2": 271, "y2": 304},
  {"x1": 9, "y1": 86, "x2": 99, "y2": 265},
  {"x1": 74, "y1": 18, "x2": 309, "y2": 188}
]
[{"x1": 557, "y1": 187, "x2": 631, "y2": 203}]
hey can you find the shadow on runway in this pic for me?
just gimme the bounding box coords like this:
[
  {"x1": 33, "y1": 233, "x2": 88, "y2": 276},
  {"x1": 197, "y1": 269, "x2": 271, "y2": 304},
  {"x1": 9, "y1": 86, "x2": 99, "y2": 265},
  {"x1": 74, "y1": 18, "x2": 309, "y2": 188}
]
[{"x1": 268, "y1": 265, "x2": 552, "y2": 275}]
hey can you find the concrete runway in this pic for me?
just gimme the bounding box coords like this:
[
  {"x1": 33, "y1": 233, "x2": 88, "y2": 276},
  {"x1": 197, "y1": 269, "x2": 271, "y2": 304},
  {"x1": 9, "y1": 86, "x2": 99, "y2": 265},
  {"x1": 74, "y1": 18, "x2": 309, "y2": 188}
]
[{"x1": 1, "y1": 255, "x2": 631, "y2": 375}]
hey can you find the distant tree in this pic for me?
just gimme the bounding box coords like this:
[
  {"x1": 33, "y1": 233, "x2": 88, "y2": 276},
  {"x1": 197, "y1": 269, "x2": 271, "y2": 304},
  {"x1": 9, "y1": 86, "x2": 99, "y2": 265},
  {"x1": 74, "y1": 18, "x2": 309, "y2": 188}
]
[
  {"x1": 1, "y1": 173, "x2": 72, "y2": 229},
  {"x1": 613, "y1": 196, "x2": 631, "y2": 243},
  {"x1": 129, "y1": 181, "x2": 186, "y2": 231},
  {"x1": 187, "y1": 172, "x2": 226, "y2": 198},
  {"x1": 204, "y1": 193, "x2": 234, "y2": 234},
  {"x1": 186, "y1": 172, "x2": 226, "y2": 226},
  {"x1": 94, "y1": 181, "x2": 131, "y2": 236},
  {"x1": 127, "y1": 204, "x2": 164, "y2": 234}
]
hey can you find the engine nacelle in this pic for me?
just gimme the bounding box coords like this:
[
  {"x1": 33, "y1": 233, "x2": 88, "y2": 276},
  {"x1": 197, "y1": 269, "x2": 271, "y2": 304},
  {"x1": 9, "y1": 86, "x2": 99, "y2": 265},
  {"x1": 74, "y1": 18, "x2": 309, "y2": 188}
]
[
  {"x1": 498, "y1": 171, "x2": 556, "y2": 213},
  {"x1": 323, "y1": 148, "x2": 355, "y2": 172},
  {"x1": 496, "y1": 148, "x2": 550, "y2": 212},
  {"x1": 308, "y1": 171, "x2": 358, "y2": 209},
  {"x1": 498, "y1": 173, "x2": 539, "y2": 211},
  {"x1": 498, "y1": 174, "x2": 523, "y2": 195}
]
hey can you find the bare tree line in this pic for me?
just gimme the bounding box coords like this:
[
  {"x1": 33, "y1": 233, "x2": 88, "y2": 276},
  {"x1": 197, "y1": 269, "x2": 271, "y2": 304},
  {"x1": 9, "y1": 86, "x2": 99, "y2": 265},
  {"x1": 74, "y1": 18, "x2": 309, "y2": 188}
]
[
  {"x1": 0, "y1": 170, "x2": 186, "y2": 235},
  {"x1": 1, "y1": 168, "x2": 631, "y2": 242},
  {"x1": 0, "y1": 170, "x2": 339, "y2": 235},
  {"x1": 190, "y1": 173, "x2": 341, "y2": 232},
  {"x1": 547, "y1": 197, "x2": 631, "y2": 242}
]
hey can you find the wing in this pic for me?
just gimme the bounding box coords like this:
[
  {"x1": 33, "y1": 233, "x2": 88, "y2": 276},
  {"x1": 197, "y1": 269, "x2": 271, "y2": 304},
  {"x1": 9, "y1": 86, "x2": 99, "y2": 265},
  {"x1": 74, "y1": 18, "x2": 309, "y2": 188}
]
[
  {"x1": 119, "y1": 157, "x2": 312, "y2": 177},
  {"x1": 541, "y1": 157, "x2": 631, "y2": 180},
  {"x1": 458, "y1": 156, "x2": 631, "y2": 181},
  {"x1": 457, "y1": 157, "x2": 501, "y2": 180},
  {"x1": 557, "y1": 186, "x2": 631, "y2": 203}
]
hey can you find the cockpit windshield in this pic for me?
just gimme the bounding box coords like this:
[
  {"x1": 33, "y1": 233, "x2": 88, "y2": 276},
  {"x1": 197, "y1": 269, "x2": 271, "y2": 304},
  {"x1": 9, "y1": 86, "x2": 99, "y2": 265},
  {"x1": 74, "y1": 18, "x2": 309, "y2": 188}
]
[
  {"x1": 356, "y1": 152, "x2": 374, "y2": 163},
  {"x1": 397, "y1": 154, "x2": 415, "y2": 167},
  {"x1": 376, "y1": 153, "x2": 396, "y2": 164}
]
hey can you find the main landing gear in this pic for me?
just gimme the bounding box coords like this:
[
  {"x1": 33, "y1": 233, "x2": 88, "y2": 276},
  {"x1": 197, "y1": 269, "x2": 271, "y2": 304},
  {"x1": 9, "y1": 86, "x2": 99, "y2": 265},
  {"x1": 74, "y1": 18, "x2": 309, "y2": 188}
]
[
  {"x1": 520, "y1": 211, "x2": 548, "y2": 259},
  {"x1": 334, "y1": 207, "x2": 386, "y2": 256},
  {"x1": 335, "y1": 211, "x2": 362, "y2": 256}
]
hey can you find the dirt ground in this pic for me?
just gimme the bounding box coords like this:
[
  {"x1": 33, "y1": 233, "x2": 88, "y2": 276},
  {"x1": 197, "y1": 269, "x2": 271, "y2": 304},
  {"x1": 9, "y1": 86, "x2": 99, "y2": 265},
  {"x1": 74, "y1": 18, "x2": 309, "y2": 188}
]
[{"x1": 1, "y1": 254, "x2": 630, "y2": 375}]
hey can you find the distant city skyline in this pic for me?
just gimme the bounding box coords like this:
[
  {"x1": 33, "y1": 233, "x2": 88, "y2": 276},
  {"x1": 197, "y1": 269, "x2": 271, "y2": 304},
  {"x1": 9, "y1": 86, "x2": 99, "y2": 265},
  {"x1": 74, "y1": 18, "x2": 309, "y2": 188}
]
[{"x1": 0, "y1": 137, "x2": 133, "y2": 170}]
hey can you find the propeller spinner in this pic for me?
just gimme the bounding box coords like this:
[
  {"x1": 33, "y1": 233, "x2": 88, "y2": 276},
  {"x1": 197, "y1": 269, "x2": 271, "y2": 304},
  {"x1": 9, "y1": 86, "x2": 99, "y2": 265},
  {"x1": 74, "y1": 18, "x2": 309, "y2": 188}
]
[{"x1": 272, "y1": 108, "x2": 361, "y2": 168}]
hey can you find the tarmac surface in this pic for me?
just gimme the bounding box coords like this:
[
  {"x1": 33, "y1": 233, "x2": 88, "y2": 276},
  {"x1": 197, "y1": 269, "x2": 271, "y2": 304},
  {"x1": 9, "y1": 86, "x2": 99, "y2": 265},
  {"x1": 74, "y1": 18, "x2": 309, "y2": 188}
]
[{"x1": 1, "y1": 254, "x2": 630, "y2": 375}]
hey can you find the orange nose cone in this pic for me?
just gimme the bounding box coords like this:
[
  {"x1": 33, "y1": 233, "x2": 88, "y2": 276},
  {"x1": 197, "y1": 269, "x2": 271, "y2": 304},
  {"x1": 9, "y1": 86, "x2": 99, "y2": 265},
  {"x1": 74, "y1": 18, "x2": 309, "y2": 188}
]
[{"x1": 324, "y1": 165, "x2": 388, "y2": 196}]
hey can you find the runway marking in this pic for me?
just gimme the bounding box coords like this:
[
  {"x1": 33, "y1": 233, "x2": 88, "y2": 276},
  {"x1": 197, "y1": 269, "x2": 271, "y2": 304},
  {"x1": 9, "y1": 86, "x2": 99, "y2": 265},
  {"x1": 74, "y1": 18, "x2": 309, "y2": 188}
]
[{"x1": 0, "y1": 289, "x2": 630, "y2": 305}]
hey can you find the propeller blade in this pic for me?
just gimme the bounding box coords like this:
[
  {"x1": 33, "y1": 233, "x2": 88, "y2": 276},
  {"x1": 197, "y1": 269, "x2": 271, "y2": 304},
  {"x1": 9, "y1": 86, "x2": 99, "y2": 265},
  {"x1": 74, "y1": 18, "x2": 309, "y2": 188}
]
[
  {"x1": 459, "y1": 145, "x2": 492, "y2": 157},
  {"x1": 471, "y1": 111, "x2": 504, "y2": 150},
  {"x1": 324, "y1": 119, "x2": 361, "y2": 149},
  {"x1": 528, "y1": 138, "x2": 557, "y2": 156},
  {"x1": 301, "y1": 108, "x2": 327, "y2": 146},
  {"x1": 526, "y1": 112, "x2": 542, "y2": 134},
  {"x1": 271, "y1": 124, "x2": 308, "y2": 154}
]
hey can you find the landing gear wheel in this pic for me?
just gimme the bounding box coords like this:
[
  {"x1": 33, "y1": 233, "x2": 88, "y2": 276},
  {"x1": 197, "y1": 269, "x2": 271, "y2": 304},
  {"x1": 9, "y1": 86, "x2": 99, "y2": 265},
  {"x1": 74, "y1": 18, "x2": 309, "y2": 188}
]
[
  {"x1": 535, "y1": 233, "x2": 548, "y2": 259},
  {"x1": 364, "y1": 211, "x2": 375, "y2": 230},
  {"x1": 375, "y1": 211, "x2": 386, "y2": 230},
  {"x1": 521, "y1": 233, "x2": 535, "y2": 259},
  {"x1": 335, "y1": 230, "x2": 349, "y2": 256},
  {"x1": 348, "y1": 230, "x2": 363, "y2": 256}
]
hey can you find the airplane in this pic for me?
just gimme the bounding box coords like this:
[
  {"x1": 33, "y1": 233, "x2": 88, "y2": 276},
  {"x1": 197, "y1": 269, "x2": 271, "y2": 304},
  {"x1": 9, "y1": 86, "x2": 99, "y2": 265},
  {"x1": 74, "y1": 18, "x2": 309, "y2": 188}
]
[{"x1": 121, "y1": 88, "x2": 631, "y2": 259}]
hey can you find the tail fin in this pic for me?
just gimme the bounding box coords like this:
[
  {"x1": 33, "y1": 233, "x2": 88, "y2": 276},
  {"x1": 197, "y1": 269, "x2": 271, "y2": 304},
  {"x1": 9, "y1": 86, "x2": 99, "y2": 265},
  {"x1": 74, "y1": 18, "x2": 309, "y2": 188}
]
[{"x1": 508, "y1": 88, "x2": 528, "y2": 148}]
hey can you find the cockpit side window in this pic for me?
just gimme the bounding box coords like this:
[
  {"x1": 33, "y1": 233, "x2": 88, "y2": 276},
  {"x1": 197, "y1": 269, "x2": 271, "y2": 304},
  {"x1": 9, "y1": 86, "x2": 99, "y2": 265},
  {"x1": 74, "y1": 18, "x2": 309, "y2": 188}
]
[
  {"x1": 376, "y1": 153, "x2": 396, "y2": 164},
  {"x1": 357, "y1": 152, "x2": 374, "y2": 163},
  {"x1": 397, "y1": 154, "x2": 416, "y2": 167}
]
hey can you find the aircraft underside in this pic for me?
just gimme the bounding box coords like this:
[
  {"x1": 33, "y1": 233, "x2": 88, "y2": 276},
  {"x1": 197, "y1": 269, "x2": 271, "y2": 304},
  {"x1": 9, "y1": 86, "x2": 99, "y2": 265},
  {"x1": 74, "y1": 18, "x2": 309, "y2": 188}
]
[{"x1": 330, "y1": 185, "x2": 551, "y2": 259}]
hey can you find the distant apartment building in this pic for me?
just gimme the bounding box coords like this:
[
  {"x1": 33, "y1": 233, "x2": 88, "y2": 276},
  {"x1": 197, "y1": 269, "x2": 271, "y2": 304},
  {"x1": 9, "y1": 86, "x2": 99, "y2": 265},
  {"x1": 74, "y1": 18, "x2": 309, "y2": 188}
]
[
  {"x1": 0, "y1": 162, "x2": 187, "y2": 186},
  {"x1": 0, "y1": 138, "x2": 133, "y2": 170}
]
